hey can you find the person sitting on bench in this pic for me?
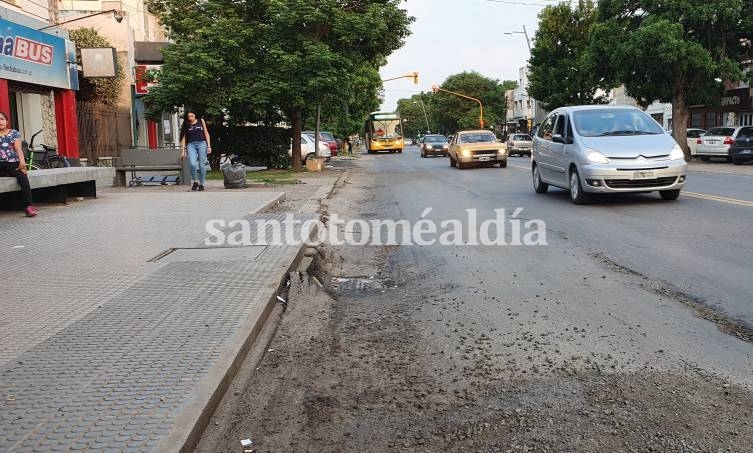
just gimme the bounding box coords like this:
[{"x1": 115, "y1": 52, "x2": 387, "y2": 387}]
[{"x1": 0, "y1": 112, "x2": 37, "y2": 217}]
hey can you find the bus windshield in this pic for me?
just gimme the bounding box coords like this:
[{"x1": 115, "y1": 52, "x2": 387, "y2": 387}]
[{"x1": 369, "y1": 113, "x2": 402, "y2": 138}]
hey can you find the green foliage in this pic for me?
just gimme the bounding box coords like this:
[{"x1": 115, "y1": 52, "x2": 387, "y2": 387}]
[
  {"x1": 211, "y1": 125, "x2": 291, "y2": 170},
  {"x1": 397, "y1": 93, "x2": 433, "y2": 138},
  {"x1": 425, "y1": 72, "x2": 515, "y2": 135},
  {"x1": 528, "y1": 1, "x2": 615, "y2": 110},
  {"x1": 68, "y1": 28, "x2": 125, "y2": 106},
  {"x1": 144, "y1": 0, "x2": 412, "y2": 169},
  {"x1": 592, "y1": 0, "x2": 750, "y2": 155}
]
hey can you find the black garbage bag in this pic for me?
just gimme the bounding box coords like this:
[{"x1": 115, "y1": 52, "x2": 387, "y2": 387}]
[{"x1": 223, "y1": 163, "x2": 247, "y2": 189}]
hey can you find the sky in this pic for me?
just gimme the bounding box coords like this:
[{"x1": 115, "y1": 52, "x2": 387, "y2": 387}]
[{"x1": 378, "y1": 0, "x2": 549, "y2": 112}]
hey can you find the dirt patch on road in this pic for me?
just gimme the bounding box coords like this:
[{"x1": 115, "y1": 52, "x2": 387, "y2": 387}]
[{"x1": 197, "y1": 240, "x2": 753, "y2": 453}]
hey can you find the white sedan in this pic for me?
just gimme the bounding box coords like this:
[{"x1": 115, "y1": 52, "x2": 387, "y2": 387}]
[{"x1": 288, "y1": 133, "x2": 331, "y2": 163}]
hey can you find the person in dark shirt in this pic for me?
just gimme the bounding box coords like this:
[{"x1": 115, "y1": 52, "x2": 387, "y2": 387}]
[
  {"x1": 179, "y1": 111, "x2": 212, "y2": 191},
  {"x1": 0, "y1": 112, "x2": 37, "y2": 216}
]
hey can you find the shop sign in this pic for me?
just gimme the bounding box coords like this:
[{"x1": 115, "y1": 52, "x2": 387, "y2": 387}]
[{"x1": 0, "y1": 18, "x2": 72, "y2": 89}]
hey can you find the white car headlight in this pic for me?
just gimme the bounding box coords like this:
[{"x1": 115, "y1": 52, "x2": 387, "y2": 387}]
[
  {"x1": 426, "y1": 145, "x2": 433, "y2": 149},
  {"x1": 585, "y1": 148, "x2": 609, "y2": 164},
  {"x1": 669, "y1": 144, "x2": 685, "y2": 160}
]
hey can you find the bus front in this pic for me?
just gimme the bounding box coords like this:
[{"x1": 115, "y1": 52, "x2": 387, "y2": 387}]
[{"x1": 368, "y1": 112, "x2": 404, "y2": 154}]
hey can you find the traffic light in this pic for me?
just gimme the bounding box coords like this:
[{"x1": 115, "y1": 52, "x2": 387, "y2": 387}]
[
  {"x1": 431, "y1": 85, "x2": 438, "y2": 93},
  {"x1": 480, "y1": 118, "x2": 485, "y2": 128},
  {"x1": 411, "y1": 72, "x2": 419, "y2": 85}
]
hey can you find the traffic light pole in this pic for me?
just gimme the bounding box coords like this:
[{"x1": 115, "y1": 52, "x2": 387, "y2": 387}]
[
  {"x1": 382, "y1": 72, "x2": 419, "y2": 84},
  {"x1": 432, "y1": 86, "x2": 485, "y2": 128}
]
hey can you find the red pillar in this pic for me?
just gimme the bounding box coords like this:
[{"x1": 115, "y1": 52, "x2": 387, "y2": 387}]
[
  {"x1": 54, "y1": 90, "x2": 80, "y2": 159},
  {"x1": 147, "y1": 120, "x2": 158, "y2": 149},
  {"x1": 0, "y1": 79, "x2": 9, "y2": 119}
]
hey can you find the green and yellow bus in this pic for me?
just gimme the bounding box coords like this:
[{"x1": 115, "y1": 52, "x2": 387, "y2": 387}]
[{"x1": 365, "y1": 111, "x2": 404, "y2": 154}]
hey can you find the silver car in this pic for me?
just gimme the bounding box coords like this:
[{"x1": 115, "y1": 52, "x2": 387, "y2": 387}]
[
  {"x1": 695, "y1": 126, "x2": 746, "y2": 161},
  {"x1": 531, "y1": 105, "x2": 687, "y2": 204},
  {"x1": 505, "y1": 133, "x2": 533, "y2": 156}
]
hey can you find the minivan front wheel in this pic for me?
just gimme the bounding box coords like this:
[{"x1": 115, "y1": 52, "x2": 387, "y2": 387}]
[
  {"x1": 569, "y1": 168, "x2": 589, "y2": 204},
  {"x1": 659, "y1": 189, "x2": 680, "y2": 200},
  {"x1": 532, "y1": 164, "x2": 548, "y2": 193}
]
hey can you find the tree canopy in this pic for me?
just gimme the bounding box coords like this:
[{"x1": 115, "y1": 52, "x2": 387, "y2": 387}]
[
  {"x1": 591, "y1": 0, "x2": 752, "y2": 156},
  {"x1": 528, "y1": 0, "x2": 615, "y2": 110},
  {"x1": 144, "y1": 0, "x2": 412, "y2": 169},
  {"x1": 424, "y1": 72, "x2": 516, "y2": 135}
]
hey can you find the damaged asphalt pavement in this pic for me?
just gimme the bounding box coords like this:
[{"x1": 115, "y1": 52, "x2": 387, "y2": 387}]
[{"x1": 195, "y1": 149, "x2": 753, "y2": 453}]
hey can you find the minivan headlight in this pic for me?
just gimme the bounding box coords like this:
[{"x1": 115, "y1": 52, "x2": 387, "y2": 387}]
[
  {"x1": 585, "y1": 148, "x2": 609, "y2": 164},
  {"x1": 669, "y1": 144, "x2": 685, "y2": 160}
]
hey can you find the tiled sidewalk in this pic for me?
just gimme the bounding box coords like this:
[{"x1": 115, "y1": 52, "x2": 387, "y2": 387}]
[{"x1": 0, "y1": 190, "x2": 319, "y2": 452}]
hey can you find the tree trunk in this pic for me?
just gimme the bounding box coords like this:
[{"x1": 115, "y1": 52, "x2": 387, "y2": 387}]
[
  {"x1": 672, "y1": 84, "x2": 690, "y2": 161},
  {"x1": 291, "y1": 109, "x2": 303, "y2": 171}
]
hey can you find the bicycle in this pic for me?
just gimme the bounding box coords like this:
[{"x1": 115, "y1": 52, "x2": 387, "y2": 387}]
[{"x1": 21, "y1": 130, "x2": 70, "y2": 170}]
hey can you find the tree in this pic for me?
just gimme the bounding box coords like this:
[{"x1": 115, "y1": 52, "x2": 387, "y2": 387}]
[
  {"x1": 428, "y1": 72, "x2": 515, "y2": 134},
  {"x1": 145, "y1": 0, "x2": 412, "y2": 170},
  {"x1": 68, "y1": 28, "x2": 125, "y2": 105},
  {"x1": 592, "y1": 0, "x2": 752, "y2": 158},
  {"x1": 254, "y1": 1, "x2": 412, "y2": 170},
  {"x1": 397, "y1": 92, "x2": 433, "y2": 138},
  {"x1": 143, "y1": 0, "x2": 261, "y2": 119},
  {"x1": 528, "y1": 0, "x2": 615, "y2": 110}
]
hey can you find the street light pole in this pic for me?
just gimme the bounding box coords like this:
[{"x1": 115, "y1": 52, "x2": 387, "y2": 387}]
[
  {"x1": 39, "y1": 9, "x2": 123, "y2": 30},
  {"x1": 414, "y1": 99, "x2": 430, "y2": 133}
]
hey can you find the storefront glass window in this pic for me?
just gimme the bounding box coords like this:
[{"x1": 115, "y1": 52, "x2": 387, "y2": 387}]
[{"x1": 738, "y1": 113, "x2": 753, "y2": 126}]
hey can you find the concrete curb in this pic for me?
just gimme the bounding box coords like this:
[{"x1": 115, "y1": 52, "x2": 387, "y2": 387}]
[{"x1": 162, "y1": 184, "x2": 336, "y2": 453}]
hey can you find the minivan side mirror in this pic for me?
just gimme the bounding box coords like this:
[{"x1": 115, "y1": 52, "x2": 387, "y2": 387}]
[{"x1": 552, "y1": 134, "x2": 573, "y2": 144}]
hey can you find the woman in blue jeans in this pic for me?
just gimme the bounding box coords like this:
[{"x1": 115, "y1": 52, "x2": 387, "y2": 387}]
[{"x1": 179, "y1": 111, "x2": 212, "y2": 191}]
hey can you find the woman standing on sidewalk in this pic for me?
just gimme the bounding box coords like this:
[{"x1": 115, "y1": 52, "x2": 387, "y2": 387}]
[
  {"x1": 179, "y1": 111, "x2": 212, "y2": 191},
  {"x1": 0, "y1": 112, "x2": 37, "y2": 217}
]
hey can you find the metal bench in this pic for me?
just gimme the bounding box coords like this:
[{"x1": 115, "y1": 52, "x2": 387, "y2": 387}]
[
  {"x1": 0, "y1": 167, "x2": 114, "y2": 211},
  {"x1": 113, "y1": 148, "x2": 190, "y2": 187}
]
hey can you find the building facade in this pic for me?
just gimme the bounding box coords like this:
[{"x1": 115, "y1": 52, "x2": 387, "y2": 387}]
[{"x1": 0, "y1": 5, "x2": 80, "y2": 161}]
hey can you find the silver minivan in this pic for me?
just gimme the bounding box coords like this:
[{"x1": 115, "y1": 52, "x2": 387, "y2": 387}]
[{"x1": 531, "y1": 105, "x2": 687, "y2": 204}]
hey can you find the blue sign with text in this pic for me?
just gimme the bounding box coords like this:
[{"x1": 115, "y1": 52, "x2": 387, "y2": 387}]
[{"x1": 0, "y1": 18, "x2": 72, "y2": 89}]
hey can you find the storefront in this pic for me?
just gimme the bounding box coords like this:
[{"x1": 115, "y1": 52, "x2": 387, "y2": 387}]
[
  {"x1": 689, "y1": 87, "x2": 753, "y2": 130},
  {"x1": 0, "y1": 15, "x2": 80, "y2": 161}
]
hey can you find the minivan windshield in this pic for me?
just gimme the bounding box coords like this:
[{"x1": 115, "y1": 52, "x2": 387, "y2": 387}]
[
  {"x1": 424, "y1": 135, "x2": 447, "y2": 143},
  {"x1": 573, "y1": 110, "x2": 664, "y2": 137},
  {"x1": 459, "y1": 133, "x2": 497, "y2": 143}
]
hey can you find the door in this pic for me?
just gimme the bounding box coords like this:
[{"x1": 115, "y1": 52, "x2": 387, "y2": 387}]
[
  {"x1": 533, "y1": 113, "x2": 558, "y2": 182},
  {"x1": 549, "y1": 113, "x2": 571, "y2": 187}
]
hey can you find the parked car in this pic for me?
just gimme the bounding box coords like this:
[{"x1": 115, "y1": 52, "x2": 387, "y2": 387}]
[
  {"x1": 303, "y1": 131, "x2": 338, "y2": 156},
  {"x1": 695, "y1": 126, "x2": 747, "y2": 161},
  {"x1": 420, "y1": 134, "x2": 449, "y2": 157},
  {"x1": 531, "y1": 105, "x2": 687, "y2": 204},
  {"x1": 288, "y1": 133, "x2": 331, "y2": 163},
  {"x1": 505, "y1": 133, "x2": 533, "y2": 156},
  {"x1": 729, "y1": 126, "x2": 753, "y2": 165},
  {"x1": 686, "y1": 128, "x2": 706, "y2": 156},
  {"x1": 448, "y1": 130, "x2": 507, "y2": 169}
]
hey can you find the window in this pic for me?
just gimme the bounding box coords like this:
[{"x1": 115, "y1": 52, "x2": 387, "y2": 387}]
[
  {"x1": 705, "y1": 112, "x2": 718, "y2": 129},
  {"x1": 737, "y1": 113, "x2": 753, "y2": 126},
  {"x1": 691, "y1": 113, "x2": 703, "y2": 129},
  {"x1": 572, "y1": 109, "x2": 664, "y2": 137},
  {"x1": 538, "y1": 114, "x2": 556, "y2": 140},
  {"x1": 554, "y1": 115, "x2": 566, "y2": 137}
]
